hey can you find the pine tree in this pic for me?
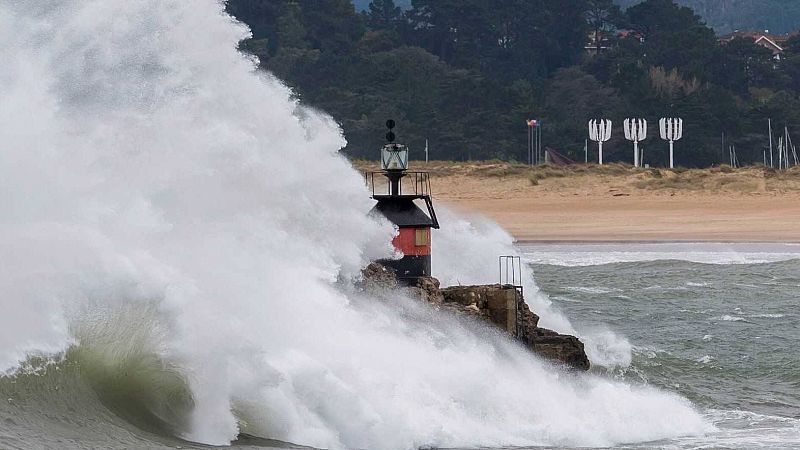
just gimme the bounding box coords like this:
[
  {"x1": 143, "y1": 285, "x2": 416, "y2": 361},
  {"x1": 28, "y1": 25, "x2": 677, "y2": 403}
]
[{"x1": 367, "y1": 0, "x2": 402, "y2": 31}]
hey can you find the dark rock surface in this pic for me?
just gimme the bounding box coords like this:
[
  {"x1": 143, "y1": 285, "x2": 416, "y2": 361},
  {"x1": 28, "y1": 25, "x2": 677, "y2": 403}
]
[
  {"x1": 527, "y1": 330, "x2": 590, "y2": 371},
  {"x1": 361, "y1": 263, "x2": 590, "y2": 370}
]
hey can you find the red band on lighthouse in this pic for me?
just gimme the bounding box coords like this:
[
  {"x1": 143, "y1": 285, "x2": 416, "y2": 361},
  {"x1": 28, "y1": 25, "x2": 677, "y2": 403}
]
[{"x1": 392, "y1": 227, "x2": 431, "y2": 257}]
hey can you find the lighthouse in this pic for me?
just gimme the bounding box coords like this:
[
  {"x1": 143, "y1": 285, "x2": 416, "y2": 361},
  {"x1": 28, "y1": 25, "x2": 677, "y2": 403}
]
[{"x1": 367, "y1": 120, "x2": 439, "y2": 282}]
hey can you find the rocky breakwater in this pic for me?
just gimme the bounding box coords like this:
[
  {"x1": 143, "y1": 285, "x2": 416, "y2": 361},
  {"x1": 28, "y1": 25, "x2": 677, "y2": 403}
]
[{"x1": 362, "y1": 264, "x2": 590, "y2": 371}]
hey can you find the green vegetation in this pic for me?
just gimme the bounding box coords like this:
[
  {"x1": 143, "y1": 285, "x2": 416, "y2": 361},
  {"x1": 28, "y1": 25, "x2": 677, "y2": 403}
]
[
  {"x1": 356, "y1": 1, "x2": 800, "y2": 35},
  {"x1": 618, "y1": 0, "x2": 800, "y2": 34},
  {"x1": 227, "y1": 0, "x2": 800, "y2": 168}
]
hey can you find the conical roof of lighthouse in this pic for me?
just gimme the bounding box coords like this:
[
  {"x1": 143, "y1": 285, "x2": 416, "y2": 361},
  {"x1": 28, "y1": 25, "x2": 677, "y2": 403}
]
[{"x1": 371, "y1": 198, "x2": 434, "y2": 227}]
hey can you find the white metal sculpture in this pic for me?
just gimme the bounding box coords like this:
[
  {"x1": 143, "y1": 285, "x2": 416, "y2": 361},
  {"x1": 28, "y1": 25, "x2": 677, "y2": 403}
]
[
  {"x1": 624, "y1": 118, "x2": 647, "y2": 168},
  {"x1": 588, "y1": 119, "x2": 612, "y2": 164},
  {"x1": 659, "y1": 118, "x2": 683, "y2": 168}
]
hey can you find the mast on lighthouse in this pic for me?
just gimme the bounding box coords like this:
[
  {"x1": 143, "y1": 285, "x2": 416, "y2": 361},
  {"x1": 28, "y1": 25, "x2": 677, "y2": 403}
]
[{"x1": 367, "y1": 120, "x2": 440, "y2": 282}]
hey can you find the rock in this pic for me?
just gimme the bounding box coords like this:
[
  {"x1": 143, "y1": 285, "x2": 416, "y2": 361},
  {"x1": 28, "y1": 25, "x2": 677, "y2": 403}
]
[
  {"x1": 361, "y1": 262, "x2": 398, "y2": 294},
  {"x1": 516, "y1": 301, "x2": 540, "y2": 335},
  {"x1": 442, "y1": 285, "x2": 588, "y2": 370},
  {"x1": 441, "y1": 285, "x2": 482, "y2": 306},
  {"x1": 529, "y1": 331, "x2": 590, "y2": 371},
  {"x1": 361, "y1": 264, "x2": 590, "y2": 370},
  {"x1": 533, "y1": 327, "x2": 558, "y2": 337},
  {"x1": 408, "y1": 276, "x2": 444, "y2": 304}
]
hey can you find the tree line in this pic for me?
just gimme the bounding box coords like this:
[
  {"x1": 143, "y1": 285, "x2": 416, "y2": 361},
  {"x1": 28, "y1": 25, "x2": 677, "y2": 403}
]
[
  {"x1": 227, "y1": 0, "x2": 800, "y2": 167},
  {"x1": 617, "y1": 0, "x2": 800, "y2": 35}
]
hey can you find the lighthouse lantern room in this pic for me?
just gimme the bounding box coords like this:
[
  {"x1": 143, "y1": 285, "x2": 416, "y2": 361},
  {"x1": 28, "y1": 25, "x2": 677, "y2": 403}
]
[{"x1": 367, "y1": 120, "x2": 440, "y2": 282}]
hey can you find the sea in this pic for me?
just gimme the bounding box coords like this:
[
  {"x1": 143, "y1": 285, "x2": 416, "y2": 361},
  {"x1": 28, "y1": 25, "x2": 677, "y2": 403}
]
[
  {"x1": 518, "y1": 242, "x2": 800, "y2": 449},
  {"x1": 2, "y1": 1, "x2": 799, "y2": 448},
  {"x1": 3, "y1": 242, "x2": 800, "y2": 449}
]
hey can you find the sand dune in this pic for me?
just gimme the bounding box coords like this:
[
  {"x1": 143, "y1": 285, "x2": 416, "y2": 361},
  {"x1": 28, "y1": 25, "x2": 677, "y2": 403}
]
[{"x1": 355, "y1": 161, "x2": 800, "y2": 242}]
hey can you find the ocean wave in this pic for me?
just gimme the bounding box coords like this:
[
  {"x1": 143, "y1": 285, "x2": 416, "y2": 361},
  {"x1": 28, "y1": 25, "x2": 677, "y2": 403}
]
[
  {"x1": 519, "y1": 243, "x2": 800, "y2": 267},
  {"x1": 0, "y1": 1, "x2": 715, "y2": 448},
  {"x1": 696, "y1": 355, "x2": 715, "y2": 364},
  {"x1": 0, "y1": 350, "x2": 192, "y2": 448},
  {"x1": 616, "y1": 410, "x2": 800, "y2": 449},
  {"x1": 563, "y1": 286, "x2": 621, "y2": 295},
  {"x1": 695, "y1": 409, "x2": 800, "y2": 448},
  {"x1": 719, "y1": 315, "x2": 747, "y2": 322}
]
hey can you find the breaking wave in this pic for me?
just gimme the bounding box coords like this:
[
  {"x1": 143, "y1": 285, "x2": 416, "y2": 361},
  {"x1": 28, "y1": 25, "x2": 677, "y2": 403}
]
[
  {"x1": 520, "y1": 242, "x2": 800, "y2": 267},
  {"x1": 0, "y1": 1, "x2": 710, "y2": 448}
]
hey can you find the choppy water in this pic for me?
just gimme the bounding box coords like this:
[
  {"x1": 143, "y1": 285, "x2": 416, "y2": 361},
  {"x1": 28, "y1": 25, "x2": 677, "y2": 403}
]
[
  {"x1": 4, "y1": 242, "x2": 798, "y2": 449},
  {"x1": 520, "y1": 242, "x2": 800, "y2": 449}
]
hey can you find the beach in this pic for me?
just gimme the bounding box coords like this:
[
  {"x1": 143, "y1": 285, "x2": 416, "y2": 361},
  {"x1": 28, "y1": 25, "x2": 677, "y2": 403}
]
[
  {"x1": 444, "y1": 192, "x2": 800, "y2": 242},
  {"x1": 358, "y1": 161, "x2": 800, "y2": 242}
]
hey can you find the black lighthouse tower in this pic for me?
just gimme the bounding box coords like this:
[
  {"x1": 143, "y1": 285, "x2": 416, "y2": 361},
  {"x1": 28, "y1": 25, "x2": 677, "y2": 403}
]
[{"x1": 367, "y1": 121, "x2": 439, "y2": 282}]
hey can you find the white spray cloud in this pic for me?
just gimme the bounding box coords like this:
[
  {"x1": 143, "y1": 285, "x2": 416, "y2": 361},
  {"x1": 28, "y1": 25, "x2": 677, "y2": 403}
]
[
  {"x1": 0, "y1": 0, "x2": 709, "y2": 448},
  {"x1": 433, "y1": 208, "x2": 634, "y2": 367}
]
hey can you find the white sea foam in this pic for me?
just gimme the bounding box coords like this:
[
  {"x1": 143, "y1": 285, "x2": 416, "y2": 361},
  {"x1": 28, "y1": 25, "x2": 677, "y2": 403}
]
[
  {"x1": 720, "y1": 315, "x2": 746, "y2": 322},
  {"x1": 0, "y1": 1, "x2": 712, "y2": 448},
  {"x1": 563, "y1": 286, "x2": 620, "y2": 294},
  {"x1": 433, "y1": 210, "x2": 635, "y2": 369},
  {"x1": 520, "y1": 242, "x2": 800, "y2": 266},
  {"x1": 672, "y1": 410, "x2": 800, "y2": 449},
  {"x1": 696, "y1": 355, "x2": 714, "y2": 364}
]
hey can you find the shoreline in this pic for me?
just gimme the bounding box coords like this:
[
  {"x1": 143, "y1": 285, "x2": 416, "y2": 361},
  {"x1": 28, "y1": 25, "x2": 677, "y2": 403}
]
[
  {"x1": 354, "y1": 161, "x2": 800, "y2": 242},
  {"x1": 418, "y1": 164, "x2": 800, "y2": 243},
  {"x1": 441, "y1": 195, "x2": 800, "y2": 242}
]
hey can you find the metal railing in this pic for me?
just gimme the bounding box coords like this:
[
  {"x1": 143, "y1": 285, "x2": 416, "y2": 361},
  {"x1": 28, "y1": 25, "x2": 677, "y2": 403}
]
[
  {"x1": 499, "y1": 255, "x2": 526, "y2": 340},
  {"x1": 499, "y1": 255, "x2": 523, "y2": 286},
  {"x1": 365, "y1": 171, "x2": 432, "y2": 197}
]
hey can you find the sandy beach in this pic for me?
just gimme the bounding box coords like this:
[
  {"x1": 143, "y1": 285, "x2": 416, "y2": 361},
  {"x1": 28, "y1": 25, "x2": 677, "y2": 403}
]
[
  {"x1": 445, "y1": 193, "x2": 800, "y2": 242},
  {"x1": 357, "y1": 161, "x2": 800, "y2": 242}
]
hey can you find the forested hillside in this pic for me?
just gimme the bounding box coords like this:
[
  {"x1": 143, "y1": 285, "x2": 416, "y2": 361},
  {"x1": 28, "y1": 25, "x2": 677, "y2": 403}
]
[
  {"x1": 354, "y1": 0, "x2": 410, "y2": 10},
  {"x1": 227, "y1": 0, "x2": 800, "y2": 167},
  {"x1": 355, "y1": 1, "x2": 800, "y2": 35},
  {"x1": 617, "y1": 0, "x2": 800, "y2": 34}
]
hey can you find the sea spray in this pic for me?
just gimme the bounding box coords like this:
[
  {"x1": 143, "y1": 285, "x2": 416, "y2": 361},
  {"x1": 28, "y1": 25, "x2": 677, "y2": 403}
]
[
  {"x1": 433, "y1": 208, "x2": 633, "y2": 368},
  {"x1": 0, "y1": 0, "x2": 709, "y2": 448}
]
